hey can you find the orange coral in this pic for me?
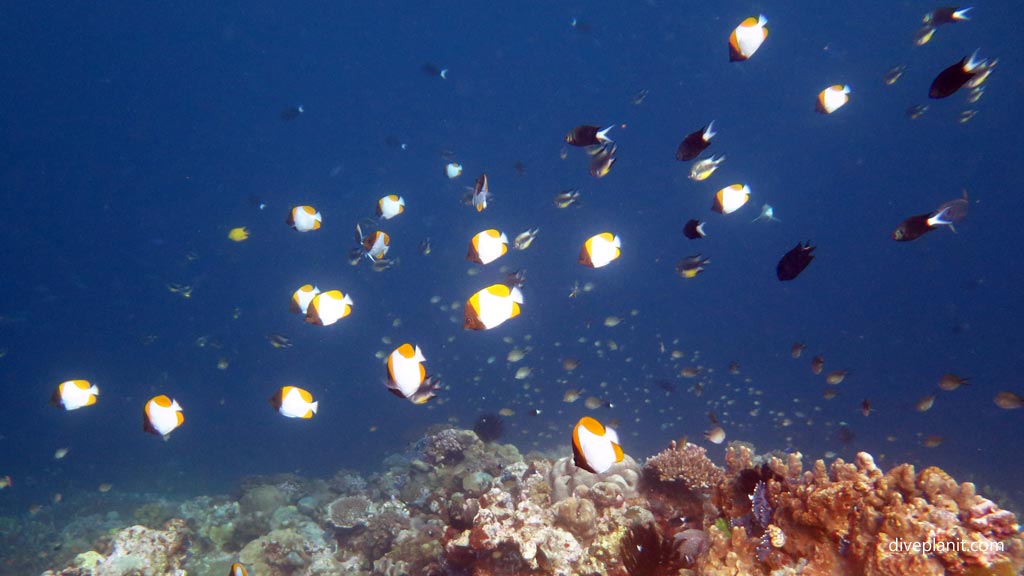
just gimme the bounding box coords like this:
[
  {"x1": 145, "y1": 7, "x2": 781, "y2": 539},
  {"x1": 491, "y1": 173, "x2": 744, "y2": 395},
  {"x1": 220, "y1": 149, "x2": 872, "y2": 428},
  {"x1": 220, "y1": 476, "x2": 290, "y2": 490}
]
[{"x1": 704, "y1": 448, "x2": 1024, "y2": 576}]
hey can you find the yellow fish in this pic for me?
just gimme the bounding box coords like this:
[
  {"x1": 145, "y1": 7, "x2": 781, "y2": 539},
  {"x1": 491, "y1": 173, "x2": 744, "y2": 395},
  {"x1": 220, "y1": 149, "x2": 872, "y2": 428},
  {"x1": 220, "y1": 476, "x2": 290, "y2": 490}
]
[
  {"x1": 228, "y1": 227, "x2": 250, "y2": 242},
  {"x1": 689, "y1": 155, "x2": 725, "y2": 181}
]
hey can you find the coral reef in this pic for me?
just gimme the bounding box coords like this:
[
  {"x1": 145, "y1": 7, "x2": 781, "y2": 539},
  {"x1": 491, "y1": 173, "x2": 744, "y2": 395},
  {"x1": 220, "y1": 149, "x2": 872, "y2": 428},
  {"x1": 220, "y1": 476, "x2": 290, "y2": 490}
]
[
  {"x1": 702, "y1": 445, "x2": 1024, "y2": 575},
  {"x1": 41, "y1": 519, "x2": 190, "y2": 576},
  {"x1": 35, "y1": 427, "x2": 1024, "y2": 576}
]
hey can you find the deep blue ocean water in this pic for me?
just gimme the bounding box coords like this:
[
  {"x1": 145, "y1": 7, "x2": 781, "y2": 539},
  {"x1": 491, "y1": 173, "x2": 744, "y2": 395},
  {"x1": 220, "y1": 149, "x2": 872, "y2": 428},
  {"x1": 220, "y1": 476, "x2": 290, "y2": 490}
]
[{"x1": 1, "y1": 0, "x2": 1022, "y2": 514}]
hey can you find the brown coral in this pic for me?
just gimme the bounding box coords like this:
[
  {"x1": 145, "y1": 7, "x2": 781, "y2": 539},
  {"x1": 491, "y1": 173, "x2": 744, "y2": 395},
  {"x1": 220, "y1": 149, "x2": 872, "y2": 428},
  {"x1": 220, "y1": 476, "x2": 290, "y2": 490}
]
[
  {"x1": 703, "y1": 449, "x2": 1024, "y2": 576},
  {"x1": 644, "y1": 441, "x2": 725, "y2": 492},
  {"x1": 326, "y1": 495, "x2": 373, "y2": 530}
]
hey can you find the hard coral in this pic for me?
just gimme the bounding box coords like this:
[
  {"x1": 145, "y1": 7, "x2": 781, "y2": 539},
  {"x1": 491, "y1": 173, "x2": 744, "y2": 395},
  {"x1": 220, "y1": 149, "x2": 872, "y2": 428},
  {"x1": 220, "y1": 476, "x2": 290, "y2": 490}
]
[
  {"x1": 326, "y1": 495, "x2": 374, "y2": 530},
  {"x1": 421, "y1": 428, "x2": 481, "y2": 466},
  {"x1": 548, "y1": 454, "x2": 642, "y2": 503},
  {"x1": 47, "y1": 519, "x2": 191, "y2": 576},
  {"x1": 703, "y1": 448, "x2": 1024, "y2": 576},
  {"x1": 644, "y1": 441, "x2": 725, "y2": 492}
]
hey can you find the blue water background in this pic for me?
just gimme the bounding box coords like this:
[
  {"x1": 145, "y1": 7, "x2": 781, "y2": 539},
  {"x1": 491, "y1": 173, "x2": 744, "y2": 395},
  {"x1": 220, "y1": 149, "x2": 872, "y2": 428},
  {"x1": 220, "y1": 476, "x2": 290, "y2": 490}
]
[{"x1": 1, "y1": 1, "x2": 1022, "y2": 508}]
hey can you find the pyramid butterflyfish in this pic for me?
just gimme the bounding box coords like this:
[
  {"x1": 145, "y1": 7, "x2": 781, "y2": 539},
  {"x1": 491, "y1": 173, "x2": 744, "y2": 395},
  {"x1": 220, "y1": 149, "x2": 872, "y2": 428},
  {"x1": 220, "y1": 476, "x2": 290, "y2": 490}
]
[
  {"x1": 290, "y1": 284, "x2": 320, "y2": 315},
  {"x1": 464, "y1": 284, "x2": 523, "y2": 331},
  {"x1": 377, "y1": 195, "x2": 405, "y2": 220},
  {"x1": 143, "y1": 395, "x2": 184, "y2": 439},
  {"x1": 712, "y1": 184, "x2": 751, "y2": 215},
  {"x1": 51, "y1": 380, "x2": 99, "y2": 411},
  {"x1": 467, "y1": 229, "x2": 509, "y2": 265},
  {"x1": 572, "y1": 416, "x2": 625, "y2": 474},
  {"x1": 578, "y1": 233, "x2": 621, "y2": 268},
  {"x1": 306, "y1": 290, "x2": 353, "y2": 326},
  {"x1": 729, "y1": 15, "x2": 768, "y2": 62},
  {"x1": 287, "y1": 205, "x2": 322, "y2": 232},
  {"x1": 386, "y1": 343, "x2": 441, "y2": 404},
  {"x1": 816, "y1": 84, "x2": 851, "y2": 114},
  {"x1": 270, "y1": 386, "x2": 318, "y2": 418}
]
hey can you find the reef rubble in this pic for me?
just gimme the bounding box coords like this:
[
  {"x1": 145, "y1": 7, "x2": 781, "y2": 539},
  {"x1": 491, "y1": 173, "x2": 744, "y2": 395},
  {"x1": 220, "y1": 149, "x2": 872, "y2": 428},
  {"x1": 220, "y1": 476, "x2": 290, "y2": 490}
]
[{"x1": 34, "y1": 427, "x2": 1024, "y2": 576}]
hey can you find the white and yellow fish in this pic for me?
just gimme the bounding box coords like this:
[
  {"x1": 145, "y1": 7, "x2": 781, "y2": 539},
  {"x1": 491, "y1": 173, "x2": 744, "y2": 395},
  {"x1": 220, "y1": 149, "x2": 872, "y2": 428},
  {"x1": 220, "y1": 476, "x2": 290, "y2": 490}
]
[
  {"x1": 712, "y1": 184, "x2": 751, "y2": 215},
  {"x1": 50, "y1": 380, "x2": 99, "y2": 411},
  {"x1": 572, "y1": 416, "x2": 624, "y2": 474},
  {"x1": 286, "y1": 205, "x2": 322, "y2": 232},
  {"x1": 578, "y1": 233, "x2": 621, "y2": 268},
  {"x1": 376, "y1": 195, "x2": 405, "y2": 220},
  {"x1": 464, "y1": 284, "x2": 523, "y2": 330},
  {"x1": 143, "y1": 395, "x2": 184, "y2": 439},
  {"x1": 467, "y1": 229, "x2": 509, "y2": 265},
  {"x1": 306, "y1": 290, "x2": 353, "y2": 326},
  {"x1": 290, "y1": 284, "x2": 320, "y2": 315},
  {"x1": 386, "y1": 344, "x2": 440, "y2": 404},
  {"x1": 816, "y1": 84, "x2": 851, "y2": 114},
  {"x1": 270, "y1": 386, "x2": 318, "y2": 419},
  {"x1": 729, "y1": 15, "x2": 768, "y2": 61}
]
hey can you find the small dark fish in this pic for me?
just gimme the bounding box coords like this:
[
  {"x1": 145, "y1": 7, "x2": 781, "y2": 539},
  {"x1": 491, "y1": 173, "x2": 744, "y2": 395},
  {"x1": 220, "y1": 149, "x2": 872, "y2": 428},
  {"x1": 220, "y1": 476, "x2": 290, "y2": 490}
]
[
  {"x1": 834, "y1": 426, "x2": 855, "y2": 445},
  {"x1": 811, "y1": 355, "x2": 825, "y2": 375},
  {"x1": 589, "y1": 143, "x2": 617, "y2": 178},
  {"x1": 421, "y1": 63, "x2": 446, "y2": 77},
  {"x1": 994, "y1": 391, "x2": 1024, "y2": 410},
  {"x1": 882, "y1": 64, "x2": 906, "y2": 86},
  {"x1": 554, "y1": 189, "x2": 582, "y2": 209},
  {"x1": 569, "y1": 17, "x2": 592, "y2": 34},
  {"x1": 861, "y1": 399, "x2": 872, "y2": 417},
  {"x1": 384, "y1": 135, "x2": 408, "y2": 150},
  {"x1": 280, "y1": 105, "x2": 304, "y2": 121},
  {"x1": 914, "y1": 26, "x2": 936, "y2": 46},
  {"x1": 776, "y1": 241, "x2": 815, "y2": 281},
  {"x1": 676, "y1": 254, "x2": 710, "y2": 279},
  {"x1": 926, "y1": 7, "x2": 972, "y2": 26},
  {"x1": 503, "y1": 269, "x2": 527, "y2": 289},
  {"x1": 513, "y1": 161, "x2": 526, "y2": 175},
  {"x1": 683, "y1": 219, "x2": 706, "y2": 240},
  {"x1": 892, "y1": 213, "x2": 937, "y2": 242},
  {"x1": 939, "y1": 374, "x2": 970, "y2": 391},
  {"x1": 929, "y1": 52, "x2": 988, "y2": 99},
  {"x1": 906, "y1": 104, "x2": 928, "y2": 120},
  {"x1": 566, "y1": 125, "x2": 614, "y2": 147},
  {"x1": 728, "y1": 361, "x2": 741, "y2": 375},
  {"x1": 675, "y1": 122, "x2": 715, "y2": 161},
  {"x1": 656, "y1": 380, "x2": 676, "y2": 393},
  {"x1": 267, "y1": 334, "x2": 292, "y2": 349}
]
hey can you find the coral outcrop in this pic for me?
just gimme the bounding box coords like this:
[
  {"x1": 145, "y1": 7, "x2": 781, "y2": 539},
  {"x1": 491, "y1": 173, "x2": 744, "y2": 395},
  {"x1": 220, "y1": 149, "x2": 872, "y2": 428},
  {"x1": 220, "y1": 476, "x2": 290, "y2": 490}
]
[
  {"x1": 41, "y1": 519, "x2": 190, "y2": 576},
  {"x1": 36, "y1": 427, "x2": 1024, "y2": 576},
  {"x1": 702, "y1": 445, "x2": 1024, "y2": 575}
]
